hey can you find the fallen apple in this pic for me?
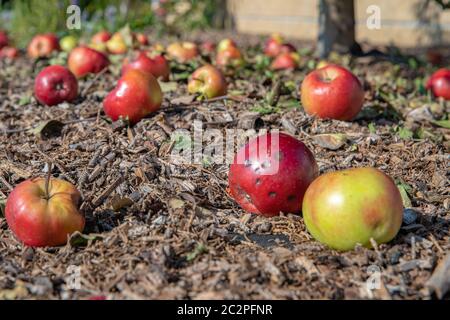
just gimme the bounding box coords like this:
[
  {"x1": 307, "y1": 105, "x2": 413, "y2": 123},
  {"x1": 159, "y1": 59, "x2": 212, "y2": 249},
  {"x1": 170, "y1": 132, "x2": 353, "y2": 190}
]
[
  {"x1": 188, "y1": 64, "x2": 227, "y2": 99},
  {"x1": 60, "y1": 35, "x2": 78, "y2": 52},
  {"x1": 301, "y1": 64, "x2": 364, "y2": 121},
  {"x1": 166, "y1": 42, "x2": 198, "y2": 63},
  {"x1": 426, "y1": 68, "x2": 450, "y2": 100},
  {"x1": 135, "y1": 33, "x2": 149, "y2": 46},
  {"x1": 0, "y1": 46, "x2": 19, "y2": 59},
  {"x1": 122, "y1": 51, "x2": 170, "y2": 81},
  {"x1": 91, "y1": 30, "x2": 111, "y2": 44},
  {"x1": 302, "y1": 167, "x2": 403, "y2": 251},
  {"x1": 103, "y1": 69, "x2": 163, "y2": 124},
  {"x1": 271, "y1": 52, "x2": 299, "y2": 70},
  {"x1": 264, "y1": 33, "x2": 284, "y2": 57},
  {"x1": 5, "y1": 177, "x2": 85, "y2": 247},
  {"x1": 216, "y1": 46, "x2": 244, "y2": 69},
  {"x1": 228, "y1": 132, "x2": 318, "y2": 217},
  {"x1": 201, "y1": 41, "x2": 216, "y2": 54},
  {"x1": 34, "y1": 65, "x2": 78, "y2": 106},
  {"x1": 27, "y1": 33, "x2": 60, "y2": 58},
  {"x1": 217, "y1": 38, "x2": 237, "y2": 53},
  {"x1": 106, "y1": 32, "x2": 128, "y2": 54},
  {"x1": 68, "y1": 46, "x2": 110, "y2": 78}
]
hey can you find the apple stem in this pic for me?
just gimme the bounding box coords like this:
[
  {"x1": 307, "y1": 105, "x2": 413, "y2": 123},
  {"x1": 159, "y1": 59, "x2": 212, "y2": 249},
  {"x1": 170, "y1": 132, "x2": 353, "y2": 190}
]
[{"x1": 45, "y1": 162, "x2": 52, "y2": 200}]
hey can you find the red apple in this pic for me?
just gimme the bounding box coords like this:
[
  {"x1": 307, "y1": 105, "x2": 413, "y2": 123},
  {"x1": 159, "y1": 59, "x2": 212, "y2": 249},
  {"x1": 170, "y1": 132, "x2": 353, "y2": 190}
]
[
  {"x1": 217, "y1": 38, "x2": 237, "y2": 53},
  {"x1": 302, "y1": 167, "x2": 403, "y2": 251},
  {"x1": 166, "y1": 42, "x2": 198, "y2": 63},
  {"x1": 27, "y1": 33, "x2": 60, "y2": 58},
  {"x1": 228, "y1": 132, "x2": 318, "y2": 217},
  {"x1": 264, "y1": 33, "x2": 284, "y2": 57},
  {"x1": 135, "y1": 33, "x2": 149, "y2": 46},
  {"x1": 271, "y1": 52, "x2": 299, "y2": 70},
  {"x1": 0, "y1": 46, "x2": 19, "y2": 59},
  {"x1": 301, "y1": 64, "x2": 364, "y2": 121},
  {"x1": 0, "y1": 30, "x2": 9, "y2": 49},
  {"x1": 122, "y1": 51, "x2": 170, "y2": 81},
  {"x1": 91, "y1": 31, "x2": 111, "y2": 44},
  {"x1": 34, "y1": 65, "x2": 78, "y2": 106},
  {"x1": 426, "y1": 68, "x2": 450, "y2": 100},
  {"x1": 201, "y1": 41, "x2": 215, "y2": 54},
  {"x1": 103, "y1": 69, "x2": 163, "y2": 124},
  {"x1": 188, "y1": 64, "x2": 227, "y2": 99},
  {"x1": 68, "y1": 46, "x2": 110, "y2": 78},
  {"x1": 5, "y1": 177, "x2": 85, "y2": 247},
  {"x1": 216, "y1": 46, "x2": 244, "y2": 69}
]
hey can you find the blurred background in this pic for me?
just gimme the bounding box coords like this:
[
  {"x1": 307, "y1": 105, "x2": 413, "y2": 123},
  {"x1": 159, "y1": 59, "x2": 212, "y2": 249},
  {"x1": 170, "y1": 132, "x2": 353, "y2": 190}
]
[{"x1": 0, "y1": 0, "x2": 449, "y2": 51}]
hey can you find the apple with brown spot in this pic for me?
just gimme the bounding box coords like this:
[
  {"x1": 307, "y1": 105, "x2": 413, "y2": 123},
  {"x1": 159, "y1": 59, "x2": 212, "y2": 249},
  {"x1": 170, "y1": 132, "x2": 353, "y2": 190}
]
[
  {"x1": 301, "y1": 64, "x2": 364, "y2": 121},
  {"x1": 302, "y1": 167, "x2": 403, "y2": 251},
  {"x1": 228, "y1": 132, "x2": 318, "y2": 217}
]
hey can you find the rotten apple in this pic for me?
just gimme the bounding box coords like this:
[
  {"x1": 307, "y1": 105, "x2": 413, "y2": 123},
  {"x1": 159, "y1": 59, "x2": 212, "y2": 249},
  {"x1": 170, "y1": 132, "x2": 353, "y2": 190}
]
[
  {"x1": 228, "y1": 132, "x2": 318, "y2": 217},
  {"x1": 188, "y1": 64, "x2": 227, "y2": 99},
  {"x1": 166, "y1": 42, "x2": 199, "y2": 63},
  {"x1": 34, "y1": 65, "x2": 78, "y2": 106},
  {"x1": 426, "y1": 68, "x2": 450, "y2": 100},
  {"x1": 27, "y1": 33, "x2": 60, "y2": 58},
  {"x1": 5, "y1": 177, "x2": 85, "y2": 247},
  {"x1": 68, "y1": 46, "x2": 110, "y2": 78},
  {"x1": 122, "y1": 51, "x2": 170, "y2": 81},
  {"x1": 302, "y1": 167, "x2": 403, "y2": 251},
  {"x1": 301, "y1": 64, "x2": 364, "y2": 121},
  {"x1": 103, "y1": 69, "x2": 163, "y2": 124}
]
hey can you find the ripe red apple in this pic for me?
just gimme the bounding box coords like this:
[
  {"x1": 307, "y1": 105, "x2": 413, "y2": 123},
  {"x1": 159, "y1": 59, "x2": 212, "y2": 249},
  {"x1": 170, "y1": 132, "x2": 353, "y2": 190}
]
[
  {"x1": 135, "y1": 33, "x2": 149, "y2": 46},
  {"x1": 188, "y1": 64, "x2": 227, "y2": 99},
  {"x1": 301, "y1": 64, "x2": 364, "y2": 121},
  {"x1": 34, "y1": 65, "x2": 78, "y2": 106},
  {"x1": 91, "y1": 30, "x2": 111, "y2": 44},
  {"x1": 216, "y1": 46, "x2": 244, "y2": 69},
  {"x1": 264, "y1": 33, "x2": 284, "y2": 57},
  {"x1": 122, "y1": 51, "x2": 170, "y2": 81},
  {"x1": 5, "y1": 177, "x2": 85, "y2": 247},
  {"x1": 271, "y1": 52, "x2": 299, "y2": 70},
  {"x1": 27, "y1": 33, "x2": 60, "y2": 58},
  {"x1": 68, "y1": 46, "x2": 110, "y2": 78},
  {"x1": 302, "y1": 167, "x2": 403, "y2": 251},
  {"x1": 228, "y1": 132, "x2": 318, "y2": 217},
  {"x1": 106, "y1": 32, "x2": 128, "y2": 54},
  {"x1": 0, "y1": 30, "x2": 9, "y2": 49},
  {"x1": 201, "y1": 41, "x2": 215, "y2": 54},
  {"x1": 0, "y1": 46, "x2": 19, "y2": 59},
  {"x1": 103, "y1": 69, "x2": 163, "y2": 124},
  {"x1": 166, "y1": 42, "x2": 198, "y2": 63},
  {"x1": 426, "y1": 68, "x2": 450, "y2": 100}
]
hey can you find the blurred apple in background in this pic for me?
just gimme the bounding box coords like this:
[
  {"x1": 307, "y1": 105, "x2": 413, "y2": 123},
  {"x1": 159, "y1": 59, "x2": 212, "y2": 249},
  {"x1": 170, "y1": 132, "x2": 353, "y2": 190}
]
[
  {"x1": 68, "y1": 46, "x2": 110, "y2": 78},
  {"x1": 167, "y1": 42, "x2": 198, "y2": 63},
  {"x1": 27, "y1": 33, "x2": 60, "y2": 58}
]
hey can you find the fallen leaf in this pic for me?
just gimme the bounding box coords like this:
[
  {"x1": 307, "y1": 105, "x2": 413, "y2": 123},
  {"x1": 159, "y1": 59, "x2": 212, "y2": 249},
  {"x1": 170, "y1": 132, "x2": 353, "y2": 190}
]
[
  {"x1": 158, "y1": 81, "x2": 178, "y2": 93},
  {"x1": 431, "y1": 119, "x2": 450, "y2": 129},
  {"x1": 170, "y1": 95, "x2": 195, "y2": 105},
  {"x1": 312, "y1": 133, "x2": 347, "y2": 150},
  {"x1": 30, "y1": 120, "x2": 65, "y2": 139},
  {"x1": 427, "y1": 254, "x2": 450, "y2": 299},
  {"x1": 69, "y1": 231, "x2": 103, "y2": 247},
  {"x1": 397, "y1": 183, "x2": 412, "y2": 208}
]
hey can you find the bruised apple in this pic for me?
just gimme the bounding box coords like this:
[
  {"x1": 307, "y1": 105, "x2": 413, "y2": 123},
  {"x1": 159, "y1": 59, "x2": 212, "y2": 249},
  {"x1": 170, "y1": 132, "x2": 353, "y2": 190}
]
[
  {"x1": 301, "y1": 64, "x2": 364, "y2": 121},
  {"x1": 5, "y1": 177, "x2": 85, "y2": 247},
  {"x1": 103, "y1": 69, "x2": 163, "y2": 124},
  {"x1": 302, "y1": 167, "x2": 403, "y2": 251},
  {"x1": 188, "y1": 64, "x2": 227, "y2": 99},
  {"x1": 228, "y1": 132, "x2": 318, "y2": 217}
]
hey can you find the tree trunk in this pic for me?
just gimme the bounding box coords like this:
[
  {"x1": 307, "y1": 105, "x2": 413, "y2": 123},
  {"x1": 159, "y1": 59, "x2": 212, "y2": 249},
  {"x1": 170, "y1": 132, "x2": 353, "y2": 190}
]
[{"x1": 317, "y1": 0, "x2": 361, "y2": 58}]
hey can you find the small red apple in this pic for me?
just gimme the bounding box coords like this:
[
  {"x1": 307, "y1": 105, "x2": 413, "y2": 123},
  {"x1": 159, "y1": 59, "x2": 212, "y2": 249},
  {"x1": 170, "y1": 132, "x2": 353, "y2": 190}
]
[
  {"x1": 201, "y1": 41, "x2": 215, "y2": 54},
  {"x1": 34, "y1": 65, "x2": 78, "y2": 106},
  {"x1": 0, "y1": 30, "x2": 9, "y2": 49},
  {"x1": 166, "y1": 42, "x2": 198, "y2": 63},
  {"x1": 271, "y1": 52, "x2": 299, "y2": 70},
  {"x1": 27, "y1": 33, "x2": 60, "y2": 58},
  {"x1": 216, "y1": 46, "x2": 244, "y2": 69},
  {"x1": 302, "y1": 167, "x2": 403, "y2": 251},
  {"x1": 91, "y1": 31, "x2": 111, "y2": 44},
  {"x1": 103, "y1": 69, "x2": 163, "y2": 124},
  {"x1": 301, "y1": 64, "x2": 364, "y2": 121},
  {"x1": 228, "y1": 132, "x2": 318, "y2": 217},
  {"x1": 264, "y1": 33, "x2": 284, "y2": 57},
  {"x1": 188, "y1": 64, "x2": 227, "y2": 99},
  {"x1": 135, "y1": 33, "x2": 149, "y2": 46},
  {"x1": 426, "y1": 68, "x2": 450, "y2": 100},
  {"x1": 68, "y1": 46, "x2": 110, "y2": 78},
  {"x1": 5, "y1": 177, "x2": 85, "y2": 247},
  {"x1": 122, "y1": 51, "x2": 170, "y2": 81},
  {"x1": 217, "y1": 38, "x2": 237, "y2": 53},
  {"x1": 0, "y1": 46, "x2": 19, "y2": 59}
]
